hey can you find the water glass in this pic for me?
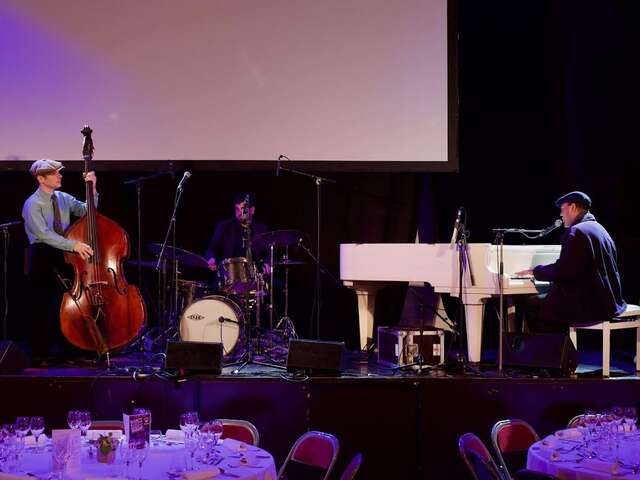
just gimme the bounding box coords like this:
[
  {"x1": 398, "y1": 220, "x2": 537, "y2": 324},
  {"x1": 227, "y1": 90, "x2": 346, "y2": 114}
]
[
  {"x1": 185, "y1": 432, "x2": 199, "y2": 470},
  {"x1": 78, "y1": 411, "x2": 92, "y2": 443},
  {"x1": 130, "y1": 441, "x2": 149, "y2": 480},
  {"x1": 30, "y1": 417, "x2": 45, "y2": 451},
  {"x1": 52, "y1": 439, "x2": 71, "y2": 480},
  {"x1": 623, "y1": 407, "x2": 637, "y2": 431},
  {"x1": 67, "y1": 410, "x2": 80, "y2": 430}
]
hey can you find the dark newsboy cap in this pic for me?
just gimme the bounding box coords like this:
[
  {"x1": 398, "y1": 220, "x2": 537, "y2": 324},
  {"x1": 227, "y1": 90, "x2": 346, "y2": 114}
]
[{"x1": 555, "y1": 191, "x2": 592, "y2": 209}]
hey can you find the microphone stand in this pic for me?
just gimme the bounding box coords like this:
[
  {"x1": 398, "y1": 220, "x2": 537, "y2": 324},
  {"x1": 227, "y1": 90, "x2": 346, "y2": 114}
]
[
  {"x1": 155, "y1": 184, "x2": 187, "y2": 341},
  {"x1": 124, "y1": 170, "x2": 173, "y2": 289},
  {"x1": 276, "y1": 160, "x2": 336, "y2": 339},
  {"x1": 0, "y1": 220, "x2": 21, "y2": 340}
]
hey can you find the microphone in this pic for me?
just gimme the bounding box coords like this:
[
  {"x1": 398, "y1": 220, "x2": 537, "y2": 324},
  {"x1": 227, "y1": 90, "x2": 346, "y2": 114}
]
[
  {"x1": 241, "y1": 194, "x2": 251, "y2": 220},
  {"x1": 450, "y1": 207, "x2": 463, "y2": 245},
  {"x1": 537, "y1": 219, "x2": 563, "y2": 237},
  {"x1": 177, "y1": 171, "x2": 191, "y2": 191},
  {"x1": 276, "y1": 155, "x2": 283, "y2": 177}
]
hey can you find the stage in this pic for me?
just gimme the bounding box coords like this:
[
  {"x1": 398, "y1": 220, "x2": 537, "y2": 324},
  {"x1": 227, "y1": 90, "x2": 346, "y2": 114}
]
[{"x1": 1, "y1": 352, "x2": 638, "y2": 479}]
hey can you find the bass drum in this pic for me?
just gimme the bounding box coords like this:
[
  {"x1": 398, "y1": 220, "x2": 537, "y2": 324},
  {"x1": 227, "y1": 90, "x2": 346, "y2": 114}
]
[{"x1": 179, "y1": 295, "x2": 243, "y2": 356}]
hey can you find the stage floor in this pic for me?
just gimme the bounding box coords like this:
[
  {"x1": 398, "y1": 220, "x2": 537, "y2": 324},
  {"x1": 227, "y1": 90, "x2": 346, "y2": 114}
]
[{"x1": 1, "y1": 350, "x2": 638, "y2": 479}]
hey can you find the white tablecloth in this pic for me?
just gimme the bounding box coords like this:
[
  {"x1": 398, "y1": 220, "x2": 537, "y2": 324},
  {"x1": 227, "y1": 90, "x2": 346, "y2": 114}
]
[
  {"x1": 14, "y1": 437, "x2": 277, "y2": 480},
  {"x1": 527, "y1": 431, "x2": 640, "y2": 480}
]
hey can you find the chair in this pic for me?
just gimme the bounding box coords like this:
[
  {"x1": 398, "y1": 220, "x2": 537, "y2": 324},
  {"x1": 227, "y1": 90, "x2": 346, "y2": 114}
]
[
  {"x1": 566, "y1": 414, "x2": 583, "y2": 428},
  {"x1": 458, "y1": 433, "x2": 503, "y2": 480},
  {"x1": 513, "y1": 469, "x2": 560, "y2": 480},
  {"x1": 89, "y1": 420, "x2": 124, "y2": 430},
  {"x1": 569, "y1": 303, "x2": 640, "y2": 376},
  {"x1": 278, "y1": 431, "x2": 339, "y2": 480},
  {"x1": 219, "y1": 418, "x2": 260, "y2": 446},
  {"x1": 339, "y1": 453, "x2": 362, "y2": 480},
  {"x1": 491, "y1": 419, "x2": 539, "y2": 480}
]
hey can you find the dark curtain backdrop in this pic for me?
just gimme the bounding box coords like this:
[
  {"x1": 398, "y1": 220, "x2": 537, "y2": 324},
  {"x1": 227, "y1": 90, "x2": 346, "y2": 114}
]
[{"x1": 3, "y1": 0, "x2": 640, "y2": 355}]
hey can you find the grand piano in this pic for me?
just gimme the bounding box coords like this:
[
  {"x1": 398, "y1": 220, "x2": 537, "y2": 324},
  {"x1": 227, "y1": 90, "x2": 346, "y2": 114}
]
[{"x1": 340, "y1": 243, "x2": 561, "y2": 362}]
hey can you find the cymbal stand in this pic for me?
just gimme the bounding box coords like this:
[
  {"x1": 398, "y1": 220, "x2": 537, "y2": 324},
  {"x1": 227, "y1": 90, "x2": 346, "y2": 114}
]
[
  {"x1": 225, "y1": 203, "x2": 284, "y2": 373},
  {"x1": 274, "y1": 246, "x2": 298, "y2": 340},
  {"x1": 0, "y1": 220, "x2": 21, "y2": 340}
]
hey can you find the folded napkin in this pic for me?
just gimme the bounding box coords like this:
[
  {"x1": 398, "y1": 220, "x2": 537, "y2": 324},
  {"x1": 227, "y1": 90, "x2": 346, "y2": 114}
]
[
  {"x1": 226, "y1": 455, "x2": 262, "y2": 468},
  {"x1": 23, "y1": 433, "x2": 48, "y2": 446},
  {"x1": 85, "y1": 430, "x2": 123, "y2": 441},
  {"x1": 166, "y1": 429, "x2": 186, "y2": 441},
  {"x1": 540, "y1": 435, "x2": 560, "y2": 449},
  {"x1": 0, "y1": 474, "x2": 32, "y2": 480},
  {"x1": 180, "y1": 468, "x2": 220, "y2": 479},
  {"x1": 554, "y1": 428, "x2": 581, "y2": 439},
  {"x1": 84, "y1": 477, "x2": 128, "y2": 480},
  {"x1": 222, "y1": 437, "x2": 248, "y2": 452},
  {"x1": 580, "y1": 458, "x2": 620, "y2": 474}
]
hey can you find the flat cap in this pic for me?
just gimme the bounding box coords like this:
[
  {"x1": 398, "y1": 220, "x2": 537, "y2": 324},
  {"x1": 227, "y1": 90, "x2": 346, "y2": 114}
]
[
  {"x1": 29, "y1": 159, "x2": 64, "y2": 177},
  {"x1": 555, "y1": 191, "x2": 591, "y2": 209}
]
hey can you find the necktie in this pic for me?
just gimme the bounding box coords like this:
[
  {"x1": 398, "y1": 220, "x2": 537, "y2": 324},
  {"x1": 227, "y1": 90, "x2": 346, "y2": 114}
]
[{"x1": 51, "y1": 194, "x2": 64, "y2": 235}]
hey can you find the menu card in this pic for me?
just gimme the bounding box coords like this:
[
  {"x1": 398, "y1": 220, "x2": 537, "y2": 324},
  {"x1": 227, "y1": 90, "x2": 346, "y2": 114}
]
[
  {"x1": 123, "y1": 412, "x2": 151, "y2": 448},
  {"x1": 52, "y1": 429, "x2": 81, "y2": 472}
]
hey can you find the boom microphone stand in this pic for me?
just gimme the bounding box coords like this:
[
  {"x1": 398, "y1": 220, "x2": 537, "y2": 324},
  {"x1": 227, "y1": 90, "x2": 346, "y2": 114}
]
[{"x1": 275, "y1": 155, "x2": 336, "y2": 339}]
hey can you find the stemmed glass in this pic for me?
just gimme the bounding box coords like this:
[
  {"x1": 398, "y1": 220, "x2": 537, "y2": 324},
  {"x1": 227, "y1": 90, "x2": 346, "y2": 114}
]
[
  {"x1": 78, "y1": 411, "x2": 92, "y2": 444},
  {"x1": 52, "y1": 437, "x2": 71, "y2": 480},
  {"x1": 30, "y1": 417, "x2": 45, "y2": 452},
  {"x1": 130, "y1": 441, "x2": 149, "y2": 480},
  {"x1": 623, "y1": 407, "x2": 637, "y2": 432},
  {"x1": 67, "y1": 410, "x2": 80, "y2": 430},
  {"x1": 180, "y1": 412, "x2": 199, "y2": 435},
  {"x1": 210, "y1": 420, "x2": 223, "y2": 448},
  {"x1": 185, "y1": 432, "x2": 199, "y2": 470}
]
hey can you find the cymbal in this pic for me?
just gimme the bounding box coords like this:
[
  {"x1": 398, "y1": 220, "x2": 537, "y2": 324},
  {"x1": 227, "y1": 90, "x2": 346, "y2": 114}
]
[
  {"x1": 126, "y1": 259, "x2": 159, "y2": 269},
  {"x1": 274, "y1": 259, "x2": 305, "y2": 266},
  {"x1": 147, "y1": 243, "x2": 209, "y2": 269},
  {"x1": 253, "y1": 230, "x2": 302, "y2": 252}
]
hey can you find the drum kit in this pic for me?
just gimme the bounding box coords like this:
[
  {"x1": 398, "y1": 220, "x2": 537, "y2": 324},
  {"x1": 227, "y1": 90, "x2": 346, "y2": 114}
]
[{"x1": 133, "y1": 230, "x2": 305, "y2": 366}]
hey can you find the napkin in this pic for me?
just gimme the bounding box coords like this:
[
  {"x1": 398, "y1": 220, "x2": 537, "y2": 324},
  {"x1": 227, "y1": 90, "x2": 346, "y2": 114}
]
[
  {"x1": 23, "y1": 433, "x2": 48, "y2": 446},
  {"x1": 86, "y1": 430, "x2": 123, "y2": 441},
  {"x1": 165, "y1": 429, "x2": 185, "y2": 441},
  {"x1": 226, "y1": 454, "x2": 262, "y2": 468},
  {"x1": 222, "y1": 438, "x2": 248, "y2": 452},
  {"x1": 180, "y1": 468, "x2": 220, "y2": 479},
  {"x1": 554, "y1": 428, "x2": 581, "y2": 439},
  {"x1": 0, "y1": 474, "x2": 32, "y2": 480},
  {"x1": 580, "y1": 458, "x2": 620, "y2": 474}
]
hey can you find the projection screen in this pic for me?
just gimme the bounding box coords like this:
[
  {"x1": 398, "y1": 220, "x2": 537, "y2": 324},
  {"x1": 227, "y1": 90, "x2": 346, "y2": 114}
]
[{"x1": 0, "y1": 0, "x2": 457, "y2": 171}]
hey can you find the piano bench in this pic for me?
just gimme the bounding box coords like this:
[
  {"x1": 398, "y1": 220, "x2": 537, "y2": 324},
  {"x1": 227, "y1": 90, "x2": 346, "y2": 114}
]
[{"x1": 569, "y1": 304, "x2": 640, "y2": 377}]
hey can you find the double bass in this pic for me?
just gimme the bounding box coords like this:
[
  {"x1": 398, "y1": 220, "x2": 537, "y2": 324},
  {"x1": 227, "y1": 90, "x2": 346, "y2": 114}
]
[{"x1": 60, "y1": 126, "x2": 146, "y2": 355}]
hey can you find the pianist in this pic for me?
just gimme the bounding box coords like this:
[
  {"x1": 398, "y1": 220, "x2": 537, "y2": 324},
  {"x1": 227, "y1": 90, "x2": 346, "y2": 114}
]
[{"x1": 519, "y1": 191, "x2": 626, "y2": 333}]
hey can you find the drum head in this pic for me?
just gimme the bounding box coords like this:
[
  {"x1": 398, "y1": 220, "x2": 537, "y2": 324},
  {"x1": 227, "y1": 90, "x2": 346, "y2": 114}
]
[{"x1": 180, "y1": 295, "x2": 243, "y2": 355}]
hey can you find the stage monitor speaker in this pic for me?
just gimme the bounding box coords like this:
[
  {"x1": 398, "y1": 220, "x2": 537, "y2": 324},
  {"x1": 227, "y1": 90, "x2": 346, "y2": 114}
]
[
  {"x1": 287, "y1": 339, "x2": 345, "y2": 375},
  {"x1": 165, "y1": 341, "x2": 222, "y2": 374},
  {"x1": 0, "y1": 341, "x2": 29, "y2": 373},
  {"x1": 503, "y1": 333, "x2": 578, "y2": 377}
]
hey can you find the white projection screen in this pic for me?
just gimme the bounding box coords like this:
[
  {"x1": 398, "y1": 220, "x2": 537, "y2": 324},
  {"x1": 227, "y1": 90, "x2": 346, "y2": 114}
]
[{"x1": 0, "y1": 0, "x2": 457, "y2": 171}]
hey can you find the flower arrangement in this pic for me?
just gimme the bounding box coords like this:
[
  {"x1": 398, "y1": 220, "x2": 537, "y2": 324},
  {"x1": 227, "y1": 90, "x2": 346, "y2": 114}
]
[{"x1": 95, "y1": 433, "x2": 118, "y2": 463}]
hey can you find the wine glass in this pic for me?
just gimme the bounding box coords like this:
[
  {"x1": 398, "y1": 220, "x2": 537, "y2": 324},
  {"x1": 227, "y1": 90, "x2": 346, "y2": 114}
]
[
  {"x1": 78, "y1": 411, "x2": 92, "y2": 443},
  {"x1": 67, "y1": 410, "x2": 80, "y2": 430},
  {"x1": 623, "y1": 407, "x2": 638, "y2": 432},
  {"x1": 210, "y1": 420, "x2": 223, "y2": 447},
  {"x1": 52, "y1": 438, "x2": 71, "y2": 480},
  {"x1": 29, "y1": 417, "x2": 45, "y2": 451},
  {"x1": 15, "y1": 417, "x2": 30, "y2": 440},
  {"x1": 185, "y1": 432, "x2": 199, "y2": 470},
  {"x1": 132, "y1": 441, "x2": 150, "y2": 480}
]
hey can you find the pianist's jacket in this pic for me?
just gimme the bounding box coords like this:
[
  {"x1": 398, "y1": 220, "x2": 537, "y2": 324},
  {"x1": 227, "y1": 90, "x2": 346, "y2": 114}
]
[{"x1": 532, "y1": 212, "x2": 627, "y2": 326}]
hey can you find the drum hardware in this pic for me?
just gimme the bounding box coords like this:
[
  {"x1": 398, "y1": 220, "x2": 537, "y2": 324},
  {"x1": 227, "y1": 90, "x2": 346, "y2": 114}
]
[{"x1": 223, "y1": 200, "x2": 285, "y2": 373}]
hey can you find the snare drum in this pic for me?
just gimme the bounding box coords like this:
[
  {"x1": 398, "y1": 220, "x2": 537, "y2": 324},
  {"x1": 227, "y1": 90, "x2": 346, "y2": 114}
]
[
  {"x1": 180, "y1": 296, "x2": 243, "y2": 355},
  {"x1": 219, "y1": 257, "x2": 256, "y2": 294}
]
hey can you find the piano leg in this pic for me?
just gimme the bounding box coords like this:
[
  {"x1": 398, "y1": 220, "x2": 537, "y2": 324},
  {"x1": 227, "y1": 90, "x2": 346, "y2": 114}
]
[{"x1": 354, "y1": 285, "x2": 382, "y2": 350}]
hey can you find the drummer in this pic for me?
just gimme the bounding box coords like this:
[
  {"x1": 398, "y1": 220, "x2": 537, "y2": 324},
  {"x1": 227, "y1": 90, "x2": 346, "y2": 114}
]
[{"x1": 205, "y1": 193, "x2": 269, "y2": 276}]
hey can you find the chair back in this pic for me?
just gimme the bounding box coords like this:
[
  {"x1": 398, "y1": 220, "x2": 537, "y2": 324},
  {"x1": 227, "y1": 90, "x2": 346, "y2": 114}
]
[
  {"x1": 566, "y1": 414, "x2": 583, "y2": 428},
  {"x1": 458, "y1": 433, "x2": 503, "y2": 480},
  {"x1": 278, "y1": 431, "x2": 339, "y2": 480},
  {"x1": 491, "y1": 419, "x2": 539, "y2": 479},
  {"x1": 339, "y1": 453, "x2": 362, "y2": 480},
  {"x1": 219, "y1": 419, "x2": 260, "y2": 446}
]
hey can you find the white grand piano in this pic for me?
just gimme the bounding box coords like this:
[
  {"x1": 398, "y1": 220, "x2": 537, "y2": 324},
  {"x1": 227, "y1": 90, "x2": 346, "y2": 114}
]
[{"x1": 340, "y1": 243, "x2": 561, "y2": 362}]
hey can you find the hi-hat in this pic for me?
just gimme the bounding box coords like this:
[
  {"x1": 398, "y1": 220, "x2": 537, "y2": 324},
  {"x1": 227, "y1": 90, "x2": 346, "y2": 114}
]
[{"x1": 147, "y1": 243, "x2": 209, "y2": 269}]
